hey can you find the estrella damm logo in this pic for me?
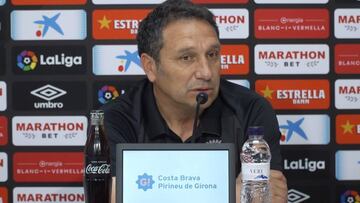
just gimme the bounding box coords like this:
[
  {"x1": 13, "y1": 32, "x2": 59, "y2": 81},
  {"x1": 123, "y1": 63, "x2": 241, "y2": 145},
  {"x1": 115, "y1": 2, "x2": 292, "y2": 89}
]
[
  {"x1": 0, "y1": 187, "x2": 8, "y2": 203},
  {"x1": 0, "y1": 116, "x2": 8, "y2": 146},
  {"x1": 220, "y1": 44, "x2": 249, "y2": 75},
  {"x1": 17, "y1": 50, "x2": 38, "y2": 72},
  {"x1": 255, "y1": 80, "x2": 330, "y2": 110},
  {"x1": 92, "y1": 9, "x2": 151, "y2": 40},
  {"x1": 336, "y1": 114, "x2": 360, "y2": 144}
]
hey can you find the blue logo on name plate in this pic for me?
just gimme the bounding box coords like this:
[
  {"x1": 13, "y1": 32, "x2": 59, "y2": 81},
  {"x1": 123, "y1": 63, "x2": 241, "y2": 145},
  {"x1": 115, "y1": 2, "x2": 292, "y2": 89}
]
[{"x1": 136, "y1": 173, "x2": 155, "y2": 191}]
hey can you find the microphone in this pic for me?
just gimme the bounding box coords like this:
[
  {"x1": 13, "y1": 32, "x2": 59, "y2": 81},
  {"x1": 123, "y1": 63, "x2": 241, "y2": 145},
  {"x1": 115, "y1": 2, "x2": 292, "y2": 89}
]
[
  {"x1": 196, "y1": 92, "x2": 208, "y2": 105},
  {"x1": 191, "y1": 92, "x2": 208, "y2": 143}
]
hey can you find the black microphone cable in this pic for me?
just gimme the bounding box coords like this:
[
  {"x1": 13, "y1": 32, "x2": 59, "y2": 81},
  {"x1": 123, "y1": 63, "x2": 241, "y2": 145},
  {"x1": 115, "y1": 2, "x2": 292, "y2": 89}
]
[{"x1": 191, "y1": 92, "x2": 208, "y2": 143}]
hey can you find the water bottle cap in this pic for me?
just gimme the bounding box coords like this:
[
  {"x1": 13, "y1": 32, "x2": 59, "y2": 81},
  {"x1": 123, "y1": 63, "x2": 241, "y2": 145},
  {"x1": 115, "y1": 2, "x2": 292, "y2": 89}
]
[
  {"x1": 247, "y1": 126, "x2": 264, "y2": 136},
  {"x1": 90, "y1": 110, "x2": 104, "y2": 122}
]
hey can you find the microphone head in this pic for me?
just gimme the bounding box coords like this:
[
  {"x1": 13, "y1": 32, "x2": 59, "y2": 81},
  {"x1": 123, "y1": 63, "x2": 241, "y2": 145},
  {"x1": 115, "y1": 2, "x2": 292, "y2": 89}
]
[{"x1": 196, "y1": 92, "x2": 208, "y2": 105}]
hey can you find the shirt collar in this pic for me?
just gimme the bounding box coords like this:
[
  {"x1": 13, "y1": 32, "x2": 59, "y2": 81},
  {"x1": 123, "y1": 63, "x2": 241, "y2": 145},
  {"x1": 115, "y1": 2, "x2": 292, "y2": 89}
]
[
  {"x1": 142, "y1": 82, "x2": 170, "y2": 139},
  {"x1": 195, "y1": 96, "x2": 222, "y2": 139}
]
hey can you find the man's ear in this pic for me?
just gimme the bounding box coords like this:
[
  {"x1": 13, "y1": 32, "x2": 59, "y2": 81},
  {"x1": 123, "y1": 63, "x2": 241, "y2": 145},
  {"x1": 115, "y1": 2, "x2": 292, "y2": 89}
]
[{"x1": 141, "y1": 53, "x2": 157, "y2": 82}]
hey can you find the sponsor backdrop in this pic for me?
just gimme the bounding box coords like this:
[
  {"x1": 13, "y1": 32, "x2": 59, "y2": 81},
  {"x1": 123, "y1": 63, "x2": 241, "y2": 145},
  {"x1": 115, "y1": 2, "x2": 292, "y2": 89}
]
[{"x1": 0, "y1": 0, "x2": 359, "y2": 202}]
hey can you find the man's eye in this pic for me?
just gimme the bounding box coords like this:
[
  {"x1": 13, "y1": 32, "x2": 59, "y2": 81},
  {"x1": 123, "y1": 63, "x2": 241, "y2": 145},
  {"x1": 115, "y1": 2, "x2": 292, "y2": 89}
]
[
  {"x1": 181, "y1": 55, "x2": 194, "y2": 61},
  {"x1": 208, "y1": 50, "x2": 219, "y2": 58}
]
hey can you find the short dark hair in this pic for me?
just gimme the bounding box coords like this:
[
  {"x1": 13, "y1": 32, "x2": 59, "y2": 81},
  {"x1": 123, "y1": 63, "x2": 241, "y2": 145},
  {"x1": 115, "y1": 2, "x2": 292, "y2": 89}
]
[{"x1": 136, "y1": 0, "x2": 219, "y2": 62}]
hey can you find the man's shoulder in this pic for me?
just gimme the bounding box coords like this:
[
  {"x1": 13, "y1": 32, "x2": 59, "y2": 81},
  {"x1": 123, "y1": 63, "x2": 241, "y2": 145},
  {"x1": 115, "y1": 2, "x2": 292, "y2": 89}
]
[
  {"x1": 219, "y1": 79, "x2": 277, "y2": 124},
  {"x1": 220, "y1": 79, "x2": 265, "y2": 106},
  {"x1": 100, "y1": 79, "x2": 149, "y2": 120}
]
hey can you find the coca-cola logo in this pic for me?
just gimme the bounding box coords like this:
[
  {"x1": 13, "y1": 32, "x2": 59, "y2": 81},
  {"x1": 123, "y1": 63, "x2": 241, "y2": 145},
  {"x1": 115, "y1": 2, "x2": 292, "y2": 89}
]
[{"x1": 85, "y1": 164, "x2": 110, "y2": 174}]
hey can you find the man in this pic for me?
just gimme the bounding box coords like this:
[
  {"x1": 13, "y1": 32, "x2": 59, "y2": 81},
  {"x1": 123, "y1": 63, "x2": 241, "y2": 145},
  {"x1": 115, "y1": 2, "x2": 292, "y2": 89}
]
[{"x1": 102, "y1": 0, "x2": 287, "y2": 202}]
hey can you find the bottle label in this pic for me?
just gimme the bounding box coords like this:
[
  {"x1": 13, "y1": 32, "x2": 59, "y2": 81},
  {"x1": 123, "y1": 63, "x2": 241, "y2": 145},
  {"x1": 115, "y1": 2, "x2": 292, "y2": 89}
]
[
  {"x1": 241, "y1": 163, "x2": 270, "y2": 181},
  {"x1": 85, "y1": 157, "x2": 110, "y2": 179}
]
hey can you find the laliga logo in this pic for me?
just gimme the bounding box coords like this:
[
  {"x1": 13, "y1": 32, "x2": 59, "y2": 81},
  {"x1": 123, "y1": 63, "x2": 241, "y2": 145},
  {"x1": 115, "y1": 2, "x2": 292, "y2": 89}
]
[
  {"x1": 340, "y1": 190, "x2": 360, "y2": 203},
  {"x1": 18, "y1": 50, "x2": 82, "y2": 71},
  {"x1": 284, "y1": 158, "x2": 325, "y2": 172},
  {"x1": 98, "y1": 85, "x2": 122, "y2": 104},
  {"x1": 17, "y1": 50, "x2": 38, "y2": 71}
]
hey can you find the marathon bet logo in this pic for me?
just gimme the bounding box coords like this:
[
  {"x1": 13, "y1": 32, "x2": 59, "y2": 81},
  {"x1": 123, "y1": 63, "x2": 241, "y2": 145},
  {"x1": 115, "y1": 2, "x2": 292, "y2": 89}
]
[
  {"x1": 287, "y1": 189, "x2": 310, "y2": 203},
  {"x1": 0, "y1": 152, "x2": 7, "y2": 182},
  {"x1": 335, "y1": 79, "x2": 360, "y2": 109},
  {"x1": 335, "y1": 9, "x2": 360, "y2": 39},
  {"x1": 284, "y1": 158, "x2": 325, "y2": 172},
  {"x1": 210, "y1": 9, "x2": 249, "y2": 39},
  {"x1": 255, "y1": 44, "x2": 329, "y2": 74},
  {"x1": 31, "y1": 84, "x2": 67, "y2": 109}
]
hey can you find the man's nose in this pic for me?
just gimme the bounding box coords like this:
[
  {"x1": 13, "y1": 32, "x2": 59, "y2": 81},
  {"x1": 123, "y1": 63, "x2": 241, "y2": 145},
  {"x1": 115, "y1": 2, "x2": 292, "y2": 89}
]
[{"x1": 195, "y1": 57, "x2": 213, "y2": 80}]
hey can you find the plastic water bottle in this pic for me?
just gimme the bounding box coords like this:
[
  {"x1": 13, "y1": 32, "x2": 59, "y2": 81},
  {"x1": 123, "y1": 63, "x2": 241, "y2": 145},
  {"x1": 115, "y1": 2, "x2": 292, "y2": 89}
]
[{"x1": 240, "y1": 126, "x2": 271, "y2": 203}]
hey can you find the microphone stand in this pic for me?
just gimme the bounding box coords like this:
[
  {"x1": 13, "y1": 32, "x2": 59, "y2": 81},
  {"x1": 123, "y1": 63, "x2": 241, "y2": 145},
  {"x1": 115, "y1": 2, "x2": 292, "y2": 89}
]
[{"x1": 191, "y1": 92, "x2": 208, "y2": 143}]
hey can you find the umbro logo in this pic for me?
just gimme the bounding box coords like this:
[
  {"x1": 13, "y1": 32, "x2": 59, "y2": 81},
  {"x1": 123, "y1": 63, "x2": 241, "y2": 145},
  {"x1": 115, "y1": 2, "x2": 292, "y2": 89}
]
[
  {"x1": 30, "y1": 84, "x2": 66, "y2": 109},
  {"x1": 288, "y1": 189, "x2": 310, "y2": 203},
  {"x1": 31, "y1": 84, "x2": 66, "y2": 101}
]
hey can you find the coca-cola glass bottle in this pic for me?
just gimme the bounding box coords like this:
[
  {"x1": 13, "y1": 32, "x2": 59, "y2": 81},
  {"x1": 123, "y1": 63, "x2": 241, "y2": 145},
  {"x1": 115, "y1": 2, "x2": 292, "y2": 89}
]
[{"x1": 84, "y1": 110, "x2": 111, "y2": 203}]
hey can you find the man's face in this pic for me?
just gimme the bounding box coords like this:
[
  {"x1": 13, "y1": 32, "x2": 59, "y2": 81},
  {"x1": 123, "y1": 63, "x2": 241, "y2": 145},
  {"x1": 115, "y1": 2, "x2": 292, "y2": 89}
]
[{"x1": 148, "y1": 19, "x2": 221, "y2": 110}]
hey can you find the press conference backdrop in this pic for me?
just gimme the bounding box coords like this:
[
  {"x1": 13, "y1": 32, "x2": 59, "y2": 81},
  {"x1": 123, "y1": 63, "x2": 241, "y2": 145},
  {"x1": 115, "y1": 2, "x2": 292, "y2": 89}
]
[{"x1": 0, "y1": 0, "x2": 359, "y2": 202}]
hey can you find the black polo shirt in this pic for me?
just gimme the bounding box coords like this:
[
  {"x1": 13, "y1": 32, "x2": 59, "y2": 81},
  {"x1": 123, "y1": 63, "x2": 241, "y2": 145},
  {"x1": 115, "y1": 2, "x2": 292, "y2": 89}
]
[{"x1": 102, "y1": 78, "x2": 282, "y2": 176}]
